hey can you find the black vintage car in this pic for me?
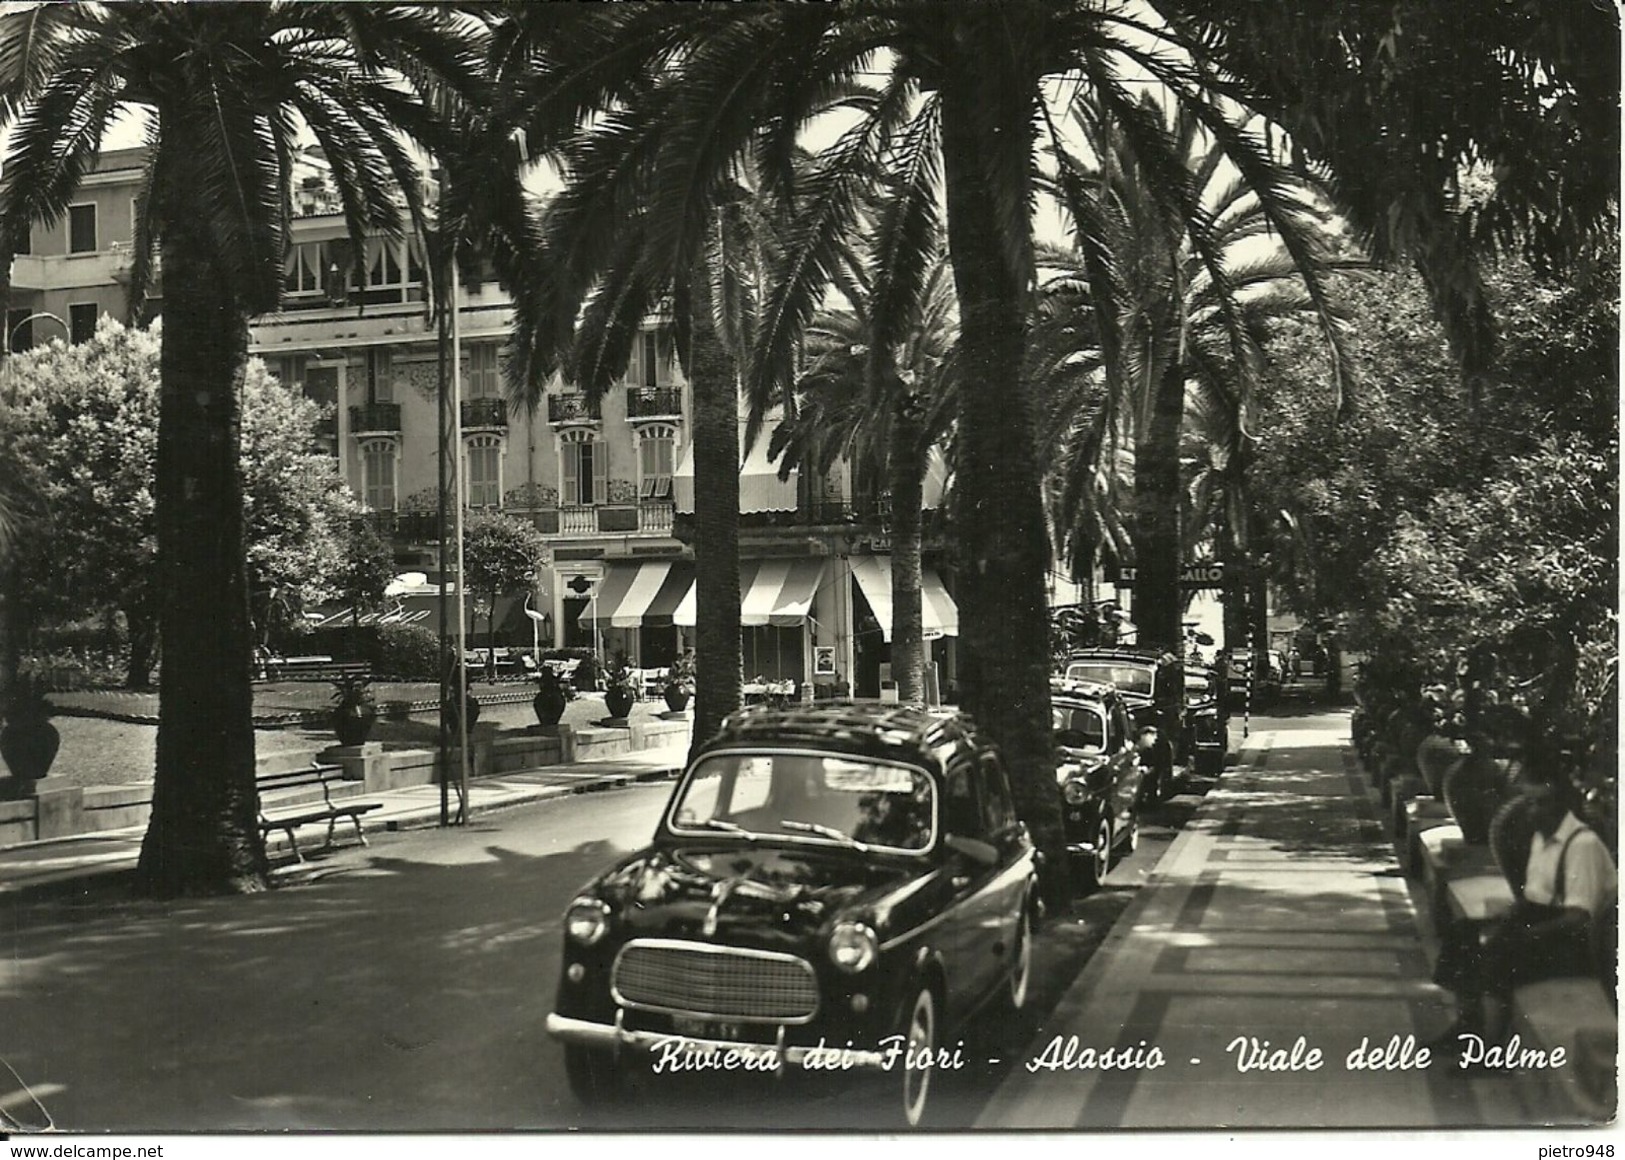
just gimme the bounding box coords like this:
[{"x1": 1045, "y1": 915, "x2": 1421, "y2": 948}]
[
  {"x1": 1062, "y1": 648, "x2": 1186, "y2": 802},
  {"x1": 1184, "y1": 668, "x2": 1230, "y2": 777},
  {"x1": 545, "y1": 703, "x2": 1040, "y2": 1128},
  {"x1": 1051, "y1": 679, "x2": 1150, "y2": 892}
]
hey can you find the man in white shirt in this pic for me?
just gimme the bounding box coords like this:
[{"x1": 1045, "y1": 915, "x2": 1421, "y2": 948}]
[{"x1": 1430, "y1": 774, "x2": 1616, "y2": 1066}]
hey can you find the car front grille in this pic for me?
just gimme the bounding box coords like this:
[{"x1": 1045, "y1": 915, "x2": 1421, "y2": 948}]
[{"x1": 612, "y1": 939, "x2": 820, "y2": 1023}]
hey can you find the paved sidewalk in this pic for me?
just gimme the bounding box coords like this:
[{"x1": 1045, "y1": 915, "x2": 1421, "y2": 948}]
[
  {"x1": 977, "y1": 711, "x2": 1571, "y2": 1131},
  {"x1": 0, "y1": 745, "x2": 686, "y2": 897}
]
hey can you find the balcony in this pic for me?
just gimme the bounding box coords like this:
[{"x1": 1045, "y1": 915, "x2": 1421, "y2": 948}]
[
  {"x1": 461, "y1": 397, "x2": 508, "y2": 431},
  {"x1": 547, "y1": 393, "x2": 601, "y2": 426},
  {"x1": 349, "y1": 402, "x2": 402, "y2": 435},
  {"x1": 533, "y1": 502, "x2": 675, "y2": 537},
  {"x1": 358, "y1": 511, "x2": 441, "y2": 543},
  {"x1": 625, "y1": 386, "x2": 683, "y2": 423}
]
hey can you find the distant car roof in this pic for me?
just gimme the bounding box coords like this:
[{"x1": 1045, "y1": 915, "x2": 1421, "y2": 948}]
[
  {"x1": 1050, "y1": 677, "x2": 1122, "y2": 704},
  {"x1": 1066, "y1": 647, "x2": 1174, "y2": 667}
]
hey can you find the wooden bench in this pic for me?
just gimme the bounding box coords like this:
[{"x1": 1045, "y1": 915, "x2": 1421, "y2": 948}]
[
  {"x1": 257, "y1": 656, "x2": 372, "y2": 684},
  {"x1": 257, "y1": 762, "x2": 383, "y2": 862}
]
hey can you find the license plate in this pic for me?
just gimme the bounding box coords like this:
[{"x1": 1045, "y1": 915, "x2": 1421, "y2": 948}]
[{"x1": 672, "y1": 1016, "x2": 743, "y2": 1040}]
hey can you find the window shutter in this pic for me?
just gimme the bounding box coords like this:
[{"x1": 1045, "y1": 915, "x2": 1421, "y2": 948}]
[
  {"x1": 562, "y1": 444, "x2": 579, "y2": 506},
  {"x1": 591, "y1": 441, "x2": 608, "y2": 505}
]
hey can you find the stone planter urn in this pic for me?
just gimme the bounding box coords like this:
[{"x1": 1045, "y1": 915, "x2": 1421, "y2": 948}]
[
  {"x1": 329, "y1": 674, "x2": 378, "y2": 747},
  {"x1": 605, "y1": 686, "x2": 636, "y2": 721},
  {"x1": 662, "y1": 686, "x2": 691, "y2": 714},
  {"x1": 1443, "y1": 749, "x2": 1514, "y2": 844},
  {"x1": 0, "y1": 710, "x2": 59, "y2": 786},
  {"x1": 1415, "y1": 733, "x2": 1468, "y2": 798},
  {"x1": 533, "y1": 680, "x2": 568, "y2": 730}
]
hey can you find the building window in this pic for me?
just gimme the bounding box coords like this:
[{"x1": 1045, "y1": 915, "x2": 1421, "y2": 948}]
[
  {"x1": 361, "y1": 439, "x2": 397, "y2": 512},
  {"x1": 631, "y1": 331, "x2": 661, "y2": 388},
  {"x1": 366, "y1": 348, "x2": 393, "y2": 404},
  {"x1": 69, "y1": 303, "x2": 98, "y2": 344},
  {"x1": 637, "y1": 425, "x2": 676, "y2": 500},
  {"x1": 268, "y1": 355, "x2": 306, "y2": 390},
  {"x1": 560, "y1": 429, "x2": 606, "y2": 506},
  {"x1": 14, "y1": 226, "x2": 29, "y2": 256},
  {"x1": 285, "y1": 241, "x2": 326, "y2": 295},
  {"x1": 467, "y1": 435, "x2": 502, "y2": 507},
  {"x1": 68, "y1": 204, "x2": 97, "y2": 254},
  {"x1": 468, "y1": 344, "x2": 501, "y2": 399},
  {"x1": 364, "y1": 238, "x2": 404, "y2": 289}
]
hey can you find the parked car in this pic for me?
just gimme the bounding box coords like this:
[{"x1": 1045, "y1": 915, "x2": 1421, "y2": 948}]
[
  {"x1": 1225, "y1": 647, "x2": 1283, "y2": 708},
  {"x1": 1062, "y1": 648, "x2": 1185, "y2": 802},
  {"x1": 1183, "y1": 668, "x2": 1229, "y2": 777},
  {"x1": 545, "y1": 702, "x2": 1040, "y2": 1128},
  {"x1": 1051, "y1": 679, "x2": 1150, "y2": 892}
]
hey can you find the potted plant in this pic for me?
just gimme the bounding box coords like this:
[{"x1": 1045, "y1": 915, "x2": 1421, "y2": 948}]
[
  {"x1": 330, "y1": 671, "x2": 378, "y2": 747},
  {"x1": 573, "y1": 653, "x2": 602, "y2": 694},
  {"x1": 443, "y1": 665, "x2": 482, "y2": 735},
  {"x1": 533, "y1": 662, "x2": 575, "y2": 730},
  {"x1": 0, "y1": 673, "x2": 60, "y2": 792},
  {"x1": 603, "y1": 656, "x2": 637, "y2": 721},
  {"x1": 663, "y1": 651, "x2": 696, "y2": 714}
]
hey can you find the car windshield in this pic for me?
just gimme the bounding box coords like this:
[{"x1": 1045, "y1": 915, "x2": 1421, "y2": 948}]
[
  {"x1": 1053, "y1": 703, "x2": 1108, "y2": 753},
  {"x1": 1185, "y1": 674, "x2": 1212, "y2": 694},
  {"x1": 1065, "y1": 661, "x2": 1153, "y2": 696},
  {"x1": 668, "y1": 751, "x2": 936, "y2": 852}
]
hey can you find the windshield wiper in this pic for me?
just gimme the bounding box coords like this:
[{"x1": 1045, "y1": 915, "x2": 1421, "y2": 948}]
[
  {"x1": 695, "y1": 818, "x2": 756, "y2": 841},
  {"x1": 781, "y1": 819, "x2": 868, "y2": 852}
]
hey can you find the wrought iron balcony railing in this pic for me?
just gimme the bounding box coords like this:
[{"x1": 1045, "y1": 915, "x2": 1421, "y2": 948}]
[
  {"x1": 547, "y1": 393, "x2": 601, "y2": 425},
  {"x1": 625, "y1": 386, "x2": 683, "y2": 421},
  {"x1": 349, "y1": 402, "x2": 402, "y2": 435},
  {"x1": 460, "y1": 397, "x2": 508, "y2": 430}
]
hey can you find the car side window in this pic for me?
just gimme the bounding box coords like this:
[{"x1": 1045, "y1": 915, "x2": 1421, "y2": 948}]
[
  {"x1": 977, "y1": 754, "x2": 1018, "y2": 836},
  {"x1": 943, "y1": 764, "x2": 983, "y2": 839}
]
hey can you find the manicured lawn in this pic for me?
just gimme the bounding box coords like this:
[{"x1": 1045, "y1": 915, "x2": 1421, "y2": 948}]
[{"x1": 30, "y1": 684, "x2": 682, "y2": 792}]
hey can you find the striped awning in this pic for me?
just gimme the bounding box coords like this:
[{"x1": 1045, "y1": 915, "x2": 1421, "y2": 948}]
[
  {"x1": 737, "y1": 558, "x2": 826, "y2": 627},
  {"x1": 849, "y1": 556, "x2": 958, "y2": 641},
  {"x1": 577, "y1": 561, "x2": 696, "y2": 629}
]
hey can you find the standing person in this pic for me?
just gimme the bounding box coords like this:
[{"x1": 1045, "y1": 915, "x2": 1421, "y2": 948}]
[{"x1": 1429, "y1": 766, "x2": 1617, "y2": 1066}]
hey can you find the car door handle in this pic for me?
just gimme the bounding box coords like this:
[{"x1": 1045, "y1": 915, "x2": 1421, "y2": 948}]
[{"x1": 951, "y1": 874, "x2": 971, "y2": 889}]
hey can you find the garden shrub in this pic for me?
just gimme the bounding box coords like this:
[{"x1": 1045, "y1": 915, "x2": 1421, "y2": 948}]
[{"x1": 377, "y1": 622, "x2": 441, "y2": 681}]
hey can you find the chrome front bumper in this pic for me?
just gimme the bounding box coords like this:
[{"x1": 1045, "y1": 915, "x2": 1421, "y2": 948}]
[{"x1": 545, "y1": 1010, "x2": 891, "y2": 1072}]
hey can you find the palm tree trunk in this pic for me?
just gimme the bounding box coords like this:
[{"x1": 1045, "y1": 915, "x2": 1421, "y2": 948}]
[
  {"x1": 938, "y1": 60, "x2": 1064, "y2": 901},
  {"x1": 889, "y1": 388, "x2": 926, "y2": 704},
  {"x1": 687, "y1": 255, "x2": 742, "y2": 763},
  {"x1": 136, "y1": 168, "x2": 268, "y2": 895},
  {"x1": 1134, "y1": 361, "x2": 1185, "y2": 652}
]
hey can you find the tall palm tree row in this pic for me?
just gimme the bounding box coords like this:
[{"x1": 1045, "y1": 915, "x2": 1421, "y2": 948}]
[
  {"x1": 1036, "y1": 92, "x2": 1351, "y2": 652},
  {"x1": 448, "y1": 1, "x2": 1370, "y2": 895},
  {"x1": 0, "y1": 2, "x2": 487, "y2": 895},
  {"x1": 769, "y1": 250, "x2": 960, "y2": 705}
]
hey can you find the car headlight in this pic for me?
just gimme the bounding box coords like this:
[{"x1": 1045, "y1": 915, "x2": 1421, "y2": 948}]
[
  {"x1": 1062, "y1": 779, "x2": 1091, "y2": 805},
  {"x1": 828, "y1": 921, "x2": 878, "y2": 973},
  {"x1": 564, "y1": 898, "x2": 611, "y2": 946}
]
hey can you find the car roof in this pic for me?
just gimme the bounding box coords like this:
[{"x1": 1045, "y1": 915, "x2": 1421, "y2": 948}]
[
  {"x1": 700, "y1": 701, "x2": 983, "y2": 774},
  {"x1": 1066, "y1": 647, "x2": 1173, "y2": 667},
  {"x1": 1050, "y1": 677, "x2": 1121, "y2": 705}
]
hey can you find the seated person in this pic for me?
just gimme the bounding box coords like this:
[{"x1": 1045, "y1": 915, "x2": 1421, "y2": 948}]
[{"x1": 1430, "y1": 765, "x2": 1617, "y2": 1065}]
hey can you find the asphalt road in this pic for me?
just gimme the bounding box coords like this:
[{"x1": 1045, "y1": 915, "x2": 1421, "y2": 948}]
[{"x1": 0, "y1": 750, "x2": 1220, "y2": 1133}]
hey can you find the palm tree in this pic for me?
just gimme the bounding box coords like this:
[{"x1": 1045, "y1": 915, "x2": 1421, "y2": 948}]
[
  {"x1": 0, "y1": 3, "x2": 485, "y2": 895},
  {"x1": 769, "y1": 253, "x2": 959, "y2": 703},
  {"x1": 1040, "y1": 94, "x2": 1351, "y2": 651},
  {"x1": 489, "y1": 3, "x2": 1359, "y2": 896}
]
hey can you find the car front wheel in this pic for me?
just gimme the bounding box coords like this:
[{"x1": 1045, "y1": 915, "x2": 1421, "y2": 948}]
[
  {"x1": 895, "y1": 984, "x2": 938, "y2": 1128},
  {"x1": 1004, "y1": 905, "x2": 1032, "y2": 1012},
  {"x1": 1076, "y1": 813, "x2": 1112, "y2": 893}
]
